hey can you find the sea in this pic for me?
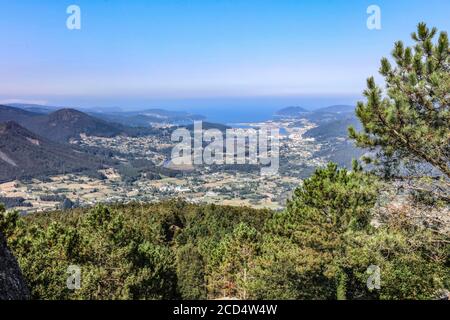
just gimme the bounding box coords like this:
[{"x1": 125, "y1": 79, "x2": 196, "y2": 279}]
[{"x1": 169, "y1": 96, "x2": 359, "y2": 124}]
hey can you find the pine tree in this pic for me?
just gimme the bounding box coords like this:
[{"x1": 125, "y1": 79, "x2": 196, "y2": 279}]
[
  {"x1": 207, "y1": 223, "x2": 260, "y2": 299},
  {"x1": 349, "y1": 23, "x2": 450, "y2": 178},
  {"x1": 0, "y1": 204, "x2": 19, "y2": 238},
  {"x1": 251, "y1": 163, "x2": 379, "y2": 299}
]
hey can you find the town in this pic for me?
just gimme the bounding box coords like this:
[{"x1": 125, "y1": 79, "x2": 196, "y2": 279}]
[{"x1": 0, "y1": 118, "x2": 330, "y2": 213}]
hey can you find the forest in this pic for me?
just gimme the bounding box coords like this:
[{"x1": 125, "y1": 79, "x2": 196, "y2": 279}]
[{"x1": 1, "y1": 161, "x2": 448, "y2": 300}]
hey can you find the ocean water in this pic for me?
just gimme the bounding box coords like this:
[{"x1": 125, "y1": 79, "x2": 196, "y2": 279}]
[
  {"x1": 189, "y1": 106, "x2": 278, "y2": 124},
  {"x1": 169, "y1": 96, "x2": 359, "y2": 124}
]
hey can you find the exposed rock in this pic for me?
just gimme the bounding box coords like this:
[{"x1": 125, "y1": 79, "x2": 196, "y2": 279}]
[
  {"x1": 435, "y1": 289, "x2": 450, "y2": 300},
  {"x1": 0, "y1": 232, "x2": 30, "y2": 300}
]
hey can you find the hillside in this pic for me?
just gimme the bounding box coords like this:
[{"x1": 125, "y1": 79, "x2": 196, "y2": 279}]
[
  {"x1": 0, "y1": 105, "x2": 40, "y2": 123},
  {"x1": 304, "y1": 114, "x2": 361, "y2": 141},
  {"x1": 0, "y1": 121, "x2": 102, "y2": 182},
  {"x1": 6, "y1": 103, "x2": 60, "y2": 114},
  {"x1": 91, "y1": 108, "x2": 206, "y2": 127},
  {"x1": 9, "y1": 104, "x2": 206, "y2": 127},
  {"x1": 314, "y1": 105, "x2": 355, "y2": 114},
  {"x1": 274, "y1": 106, "x2": 310, "y2": 118},
  {"x1": 0, "y1": 105, "x2": 154, "y2": 143},
  {"x1": 274, "y1": 105, "x2": 357, "y2": 124},
  {"x1": 24, "y1": 108, "x2": 126, "y2": 142},
  {"x1": 3, "y1": 169, "x2": 447, "y2": 300}
]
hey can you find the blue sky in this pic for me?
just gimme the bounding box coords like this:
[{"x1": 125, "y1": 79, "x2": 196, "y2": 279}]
[{"x1": 0, "y1": 0, "x2": 449, "y2": 110}]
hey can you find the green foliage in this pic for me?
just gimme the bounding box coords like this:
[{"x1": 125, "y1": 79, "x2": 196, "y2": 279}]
[
  {"x1": 250, "y1": 163, "x2": 379, "y2": 299},
  {"x1": 285, "y1": 162, "x2": 378, "y2": 233},
  {"x1": 344, "y1": 218, "x2": 449, "y2": 300},
  {"x1": 6, "y1": 204, "x2": 178, "y2": 299},
  {"x1": 176, "y1": 243, "x2": 207, "y2": 299},
  {"x1": 1, "y1": 160, "x2": 448, "y2": 300},
  {"x1": 4, "y1": 201, "x2": 271, "y2": 300},
  {"x1": 0, "y1": 204, "x2": 19, "y2": 238},
  {"x1": 249, "y1": 163, "x2": 448, "y2": 300},
  {"x1": 349, "y1": 23, "x2": 450, "y2": 178},
  {"x1": 207, "y1": 223, "x2": 260, "y2": 299}
]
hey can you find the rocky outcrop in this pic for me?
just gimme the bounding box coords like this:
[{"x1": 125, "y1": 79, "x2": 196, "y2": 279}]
[{"x1": 0, "y1": 232, "x2": 30, "y2": 300}]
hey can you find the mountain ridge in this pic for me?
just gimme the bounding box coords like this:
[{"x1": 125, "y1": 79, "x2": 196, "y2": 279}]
[
  {"x1": 0, "y1": 121, "x2": 103, "y2": 182},
  {"x1": 275, "y1": 106, "x2": 310, "y2": 117},
  {"x1": 0, "y1": 105, "x2": 154, "y2": 143},
  {"x1": 25, "y1": 108, "x2": 125, "y2": 142}
]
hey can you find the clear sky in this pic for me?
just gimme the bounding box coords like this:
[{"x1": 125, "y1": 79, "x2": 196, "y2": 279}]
[{"x1": 0, "y1": 0, "x2": 449, "y2": 110}]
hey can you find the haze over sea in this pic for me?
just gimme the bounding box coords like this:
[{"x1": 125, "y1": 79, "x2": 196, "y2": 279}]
[
  {"x1": 128, "y1": 95, "x2": 360, "y2": 124},
  {"x1": 2, "y1": 1, "x2": 448, "y2": 125}
]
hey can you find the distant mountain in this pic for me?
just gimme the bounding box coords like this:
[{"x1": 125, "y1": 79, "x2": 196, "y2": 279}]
[
  {"x1": 92, "y1": 108, "x2": 206, "y2": 127},
  {"x1": 275, "y1": 106, "x2": 310, "y2": 118},
  {"x1": 314, "y1": 105, "x2": 355, "y2": 114},
  {"x1": 0, "y1": 105, "x2": 41, "y2": 123},
  {"x1": 9, "y1": 103, "x2": 206, "y2": 126},
  {"x1": 24, "y1": 108, "x2": 125, "y2": 142},
  {"x1": 138, "y1": 109, "x2": 204, "y2": 119},
  {"x1": 0, "y1": 105, "x2": 155, "y2": 143},
  {"x1": 304, "y1": 114, "x2": 361, "y2": 141},
  {"x1": 8, "y1": 103, "x2": 126, "y2": 115},
  {"x1": 6, "y1": 103, "x2": 60, "y2": 114},
  {"x1": 275, "y1": 105, "x2": 355, "y2": 120},
  {"x1": 302, "y1": 114, "x2": 364, "y2": 168},
  {"x1": 272, "y1": 104, "x2": 360, "y2": 168},
  {"x1": 0, "y1": 121, "x2": 101, "y2": 182},
  {"x1": 299, "y1": 105, "x2": 356, "y2": 124}
]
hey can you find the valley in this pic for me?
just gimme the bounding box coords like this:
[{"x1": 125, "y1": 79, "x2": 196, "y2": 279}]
[{"x1": 0, "y1": 104, "x2": 363, "y2": 213}]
